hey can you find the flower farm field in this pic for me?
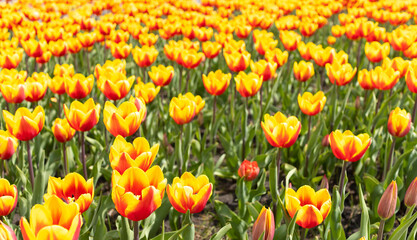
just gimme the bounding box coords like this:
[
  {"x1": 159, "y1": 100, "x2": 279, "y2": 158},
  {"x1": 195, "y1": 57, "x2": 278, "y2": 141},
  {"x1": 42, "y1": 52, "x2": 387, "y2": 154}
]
[{"x1": 0, "y1": 0, "x2": 417, "y2": 239}]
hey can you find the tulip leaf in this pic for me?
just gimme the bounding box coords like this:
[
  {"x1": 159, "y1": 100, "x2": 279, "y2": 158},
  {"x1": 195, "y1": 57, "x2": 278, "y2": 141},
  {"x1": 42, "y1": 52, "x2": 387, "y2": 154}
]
[
  {"x1": 150, "y1": 224, "x2": 190, "y2": 240},
  {"x1": 388, "y1": 210, "x2": 417, "y2": 240},
  {"x1": 407, "y1": 217, "x2": 417, "y2": 240},
  {"x1": 384, "y1": 148, "x2": 413, "y2": 188},
  {"x1": 117, "y1": 216, "x2": 133, "y2": 240},
  {"x1": 363, "y1": 174, "x2": 379, "y2": 195},
  {"x1": 32, "y1": 150, "x2": 46, "y2": 206},
  {"x1": 286, "y1": 211, "x2": 298, "y2": 240},
  {"x1": 358, "y1": 185, "x2": 370, "y2": 240},
  {"x1": 103, "y1": 230, "x2": 119, "y2": 240},
  {"x1": 210, "y1": 223, "x2": 232, "y2": 240}
]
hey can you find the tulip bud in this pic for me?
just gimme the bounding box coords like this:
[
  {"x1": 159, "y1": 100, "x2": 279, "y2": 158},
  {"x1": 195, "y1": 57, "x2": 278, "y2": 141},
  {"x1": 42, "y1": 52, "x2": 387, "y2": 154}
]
[
  {"x1": 405, "y1": 177, "x2": 417, "y2": 208},
  {"x1": 320, "y1": 175, "x2": 329, "y2": 190},
  {"x1": 322, "y1": 134, "x2": 330, "y2": 147},
  {"x1": 355, "y1": 96, "x2": 361, "y2": 109},
  {"x1": 238, "y1": 160, "x2": 259, "y2": 181},
  {"x1": 252, "y1": 207, "x2": 275, "y2": 240},
  {"x1": 377, "y1": 181, "x2": 397, "y2": 220}
]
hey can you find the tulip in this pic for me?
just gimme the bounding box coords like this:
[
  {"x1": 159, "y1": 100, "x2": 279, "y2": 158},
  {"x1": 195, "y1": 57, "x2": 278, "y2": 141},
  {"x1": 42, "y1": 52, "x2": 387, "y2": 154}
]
[
  {"x1": 0, "y1": 82, "x2": 25, "y2": 104},
  {"x1": 169, "y1": 94, "x2": 197, "y2": 125},
  {"x1": 235, "y1": 24, "x2": 252, "y2": 39},
  {"x1": 297, "y1": 42, "x2": 315, "y2": 61},
  {"x1": 35, "y1": 51, "x2": 52, "y2": 64},
  {"x1": 388, "y1": 107, "x2": 411, "y2": 138},
  {"x1": 358, "y1": 69, "x2": 374, "y2": 90},
  {"x1": 331, "y1": 25, "x2": 345, "y2": 37},
  {"x1": 404, "y1": 42, "x2": 417, "y2": 59},
  {"x1": 49, "y1": 39, "x2": 68, "y2": 58},
  {"x1": 365, "y1": 42, "x2": 390, "y2": 63},
  {"x1": 252, "y1": 207, "x2": 275, "y2": 240},
  {"x1": 94, "y1": 59, "x2": 126, "y2": 81},
  {"x1": 299, "y1": 21, "x2": 318, "y2": 37},
  {"x1": 370, "y1": 66, "x2": 400, "y2": 90},
  {"x1": 196, "y1": 27, "x2": 213, "y2": 42},
  {"x1": 132, "y1": 46, "x2": 158, "y2": 68},
  {"x1": 202, "y1": 41, "x2": 222, "y2": 59},
  {"x1": 65, "y1": 74, "x2": 94, "y2": 99},
  {"x1": 224, "y1": 50, "x2": 251, "y2": 72},
  {"x1": 67, "y1": 37, "x2": 82, "y2": 54},
  {"x1": 0, "y1": 49, "x2": 23, "y2": 69},
  {"x1": 110, "y1": 42, "x2": 132, "y2": 59},
  {"x1": 265, "y1": 48, "x2": 289, "y2": 68},
  {"x1": 285, "y1": 185, "x2": 331, "y2": 228},
  {"x1": 110, "y1": 135, "x2": 159, "y2": 174},
  {"x1": 183, "y1": 92, "x2": 205, "y2": 115},
  {"x1": 238, "y1": 160, "x2": 259, "y2": 181},
  {"x1": 44, "y1": 173, "x2": 94, "y2": 213},
  {"x1": 3, "y1": 106, "x2": 44, "y2": 142},
  {"x1": 48, "y1": 76, "x2": 66, "y2": 95},
  {"x1": 0, "y1": 130, "x2": 18, "y2": 161},
  {"x1": 261, "y1": 112, "x2": 301, "y2": 149},
  {"x1": 112, "y1": 166, "x2": 167, "y2": 221},
  {"x1": 389, "y1": 28, "x2": 416, "y2": 52},
  {"x1": 235, "y1": 72, "x2": 263, "y2": 98},
  {"x1": 148, "y1": 65, "x2": 175, "y2": 87},
  {"x1": 139, "y1": 33, "x2": 159, "y2": 46},
  {"x1": 325, "y1": 62, "x2": 357, "y2": 86},
  {"x1": 279, "y1": 31, "x2": 301, "y2": 51},
  {"x1": 250, "y1": 60, "x2": 277, "y2": 81},
  {"x1": 103, "y1": 100, "x2": 145, "y2": 138},
  {"x1": 134, "y1": 79, "x2": 160, "y2": 104},
  {"x1": 21, "y1": 39, "x2": 45, "y2": 58},
  {"x1": 405, "y1": 177, "x2": 417, "y2": 208},
  {"x1": 254, "y1": 38, "x2": 277, "y2": 56},
  {"x1": 177, "y1": 49, "x2": 205, "y2": 69},
  {"x1": 97, "y1": 21, "x2": 116, "y2": 35},
  {"x1": 311, "y1": 46, "x2": 335, "y2": 67},
  {"x1": 298, "y1": 91, "x2": 326, "y2": 116},
  {"x1": 202, "y1": 70, "x2": 231, "y2": 96},
  {"x1": 293, "y1": 61, "x2": 315, "y2": 82},
  {"x1": 0, "y1": 178, "x2": 18, "y2": 216},
  {"x1": 0, "y1": 221, "x2": 16, "y2": 240},
  {"x1": 77, "y1": 32, "x2": 96, "y2": 48},
  {"x1": 109, "y1": 30, "x2": 129, "y2": 43},
  {"x1": 52, "y1": 118, "x2": 76, "y2": 143},
  {"x1": 167, "y1": 172, "x2": 213, "y2": 214},
  {"x1": 20, "y1": 195, "x2": 82, "y2": 240},
  {"x1": 327, "y1": 36, "x2": 336, "y2": 45},
  {"x1": 54, "y1": 64, "x2": 75, "y2": 77},
  {"x1": 24, "y1": 74, "x2": 49, "y2": 102},
  {"x1": 382, "y1": 57, "x2": 409, "y2": 78},
  {"x1": 97, "y1": 71, "x2": 135, "y2": 101},
  {"x1": 377, "y1": 181, "x2": 397, "y2": 240}
]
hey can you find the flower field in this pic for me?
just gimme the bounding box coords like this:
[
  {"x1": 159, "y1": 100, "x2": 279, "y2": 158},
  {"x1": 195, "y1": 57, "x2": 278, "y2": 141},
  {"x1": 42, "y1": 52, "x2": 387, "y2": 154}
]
[{"x1": 0, "y1": 0, "x2": 417, "y2": 239}]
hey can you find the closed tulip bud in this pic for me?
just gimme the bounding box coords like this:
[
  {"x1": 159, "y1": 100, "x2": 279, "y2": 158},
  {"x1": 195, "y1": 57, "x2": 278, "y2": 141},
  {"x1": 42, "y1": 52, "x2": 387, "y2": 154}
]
[
  {"x1": 405, "y1": 177, "x2": 417, "y2": 208},
  {"x1": 132, "y1": 46, "x2": 158, "y2": 67},
  {"x1": 235, "y1": 72, "x2": 263, "y2": 98},
  {"x1": 238, "y1": 160, "x2": 259, "y2": 181},
  {"x1": 167, "y1": 172, "x2": 213, "y2": 214},
  {"x1": 169, "y1": 94, "x2": 197, "y2": 125},
  {"x1": 64, "y1": 98, "x2": 100, "y2": 132},
  {"x1": 329, "y1": 130, "x2": 371, "y2": 162},
  {"x1": 0, "y1": 178, "x2": 18, "y2": 216},
  {"x1": 285, "y1": 185, "x2": 331, "y2": 228},
  {"x1": 52, "y1": 118, "x2": 76, "y2": 143},
  {"x1": 202, "y1": 41, "x2": 222, "y2": 59},
  {"x1": 320, "y1": 175, "x2": 329, "y2": 190},
  {"x1": 261, "y1": 112, "x2": 301, "y2": 148},
  {"x1": 103, "y1": 100, "x2": 145, "y2": 138},
  {"x1": 65, "y1": 74, "x2": 94, "y2": 99},
  {"x1": 294, "y1": 61, "x2": 315, "y2": 82},
  {"x1": 279, "y1": 30, "x2": 301, "y2": 51},
  {"x1": 378, "y1": 181, "x2": 397, "y2": 220},
  {"x1": 298, "y1": 91, "x2": 326, "y2": 116},
  {"x1": 21, "y1": 195, "x2": 82, "y2": 239},
  {"x1": 224, "y1": 50, "x2": 251, "y2": 72},
  {"x1": 44, "y1": 173, "x2": 94, "y2": 213},
  {"x1": 326, "y1": 62, "x2": 357, "y2": 86},
  {"x1": 98, "y1": 72, "x2": 135, "y2": 101},
  {"x1": 265, "y1": 48, "x2": 288, "y2": 68},
  {"x1": 365, "y1": 42, "x2": 390, "y2": 63},
  {"x1": 252, "y1": 207, "x2": 275, "y2": 240},
  {"x1": 250, "y1": 60, "x2": 277, "y2": 81},
  {"x1": 387, "y1": 107, "x2": 411, "y2": 138},
  {"x1": 3, "y1": 106, "x2": 44, "y2": 141},
  {"x1": 202, "y1": 70, "x2": 231, "y2": 96},
  {"x1": 0, "y1": 221, "x2": 16, "y2": 240},
  {"x1": 112, "y1": 166, "x2": 167, "y2": 221},
  {"x1": 134, "y1": 79, "x2": 160, "y2": 104},
  {"x1": 322, "y1": 134, "x2": 330, "y2": 147},
  {"x1": 370, "y1": 66, "x2": 400, "y2": 90}
]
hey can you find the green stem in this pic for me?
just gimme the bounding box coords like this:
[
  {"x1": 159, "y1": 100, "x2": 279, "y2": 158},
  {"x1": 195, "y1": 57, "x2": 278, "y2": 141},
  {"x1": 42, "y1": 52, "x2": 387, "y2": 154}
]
[
  {"x1": 178, "y1": 125, "x2": 184, "y2": 175},
  {"x1": 383, "y1": 138, "x2": 396, "y2": 181},
  {"x1": 211, "y1": 95, "x2": 217, "y2": 147},
  {"x1": 242, "y1": 97, "x2": 248, "y2": 160},
  {"x1": 27, "y1": 141, "x2": 35, "y2": 190},
  {"x1": 63, "y1": 142, "x2": 68, "y2": 175},
  {"x1": 133, "y1": 221, "x2": 139, "y2": 240},
  {"x1": 81, "y1": 131, "x2": 87, "y2": 179},
  {"x1": 304, "y1": 116, "x2": 312, "y2": 177},
  {"x1": 377, "y1": 219, "x2": 385, "y2": 240},
  {"x1": 338, "y1": 161, "x2": 348, "y2": 198},
  {"x1": 412, "y1": 93, "x2": 417, "y2": 123}
]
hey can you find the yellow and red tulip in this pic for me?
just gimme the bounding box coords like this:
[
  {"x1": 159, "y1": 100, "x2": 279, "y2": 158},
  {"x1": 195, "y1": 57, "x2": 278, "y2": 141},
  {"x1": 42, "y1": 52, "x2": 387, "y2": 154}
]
[
  {"x1": 235, "y1": 72, "x2": 263, "y2": 98},
  {"x1": 64, "y1": 98, "x2": 101, "y2": 132},
  {"x1": 202, "y1": 70, "x2": 231, "y2": 96},
  {"x1": 0, "y1": 178, "x2": 18, "y2": 216},
  {"x1": 293, "y1": 61, "x2": 315, "y2": 82},
  {"x1": 387, "y1": 107, "x2": 411, "y2": 138},
  {"x1": 329, "y1": 130, "x2": 371, "y2": 162},
  {"x1": 250, "y1": 60, "x2": 277, "y2": 81},
  {"x1": 148, "y1": 65, "x2": 175, "y2": 87},
  {"x1": 252, "y1": 207, "x2": 275, "y2": 240},
  {"x1": 132, "y1": 45, "x2": 159, "y2": 68},
  {"x1": 3, "y1": 106, "x2": 45, "y2": 141},
  {"x1": 261, "y1": 112, "x2": 301, "y2": 148},
  {"x1": 65, "y1": 74, "x2": 94, "y2": 99},
  {"x1": 52, "y1": 118, "x2": 76, "y2": 143},
  {"x1": 134, "y1": 79, "x2": 160, "y2": 104},
  {"x1": 97, "y1": 71, "x2": 135, "y2": 101},
  {"x1": 224, "y1": 50, "x2": 251, "y2": 72},
  {"x1": 298, "y1": 91, "x2": 326, "y2": 116},
  {"x1": 169, "y1": 94, "x2": 197, "y2": 125},
  {"x1": 325, "y1": 62, "x2": 357, "y2": 86}
]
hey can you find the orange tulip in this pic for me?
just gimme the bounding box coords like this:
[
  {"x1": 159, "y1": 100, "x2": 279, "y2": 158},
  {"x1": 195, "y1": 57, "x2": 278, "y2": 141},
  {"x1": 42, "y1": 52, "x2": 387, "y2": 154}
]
[
  {"x1": 97, "y1": 71, "x2": 135, "y2": 100},
  {"x1": 110, "y1": 135, "x2": 159, "y2": 174},
  {"x1": 44, "y1": 173, "x2": 94, "y2": 213},
  {"x1": 0, "y1": 81, "x2": 25, "y2": 104},
  {"x1": 224, "y1": 50, "x2": 251, "y2": 72},
  {"x1": 387, "y1": 107, "x2": 411, "y2": 138},
  {"x1": 148, "y1": 65, "x2": 175, "y2": 87},
  {"x1": 297, "y1": 42, "x2": 316, "y2": 61},
  {"x1": 298, "y1": 91, "x2": 326, "y2": 116},
  {"x1": 250, "y1": 60, "x2": 277, "y2": 81},
  {"x1": 134, "y1": 79, "x2": 160, "y2": 104},
  {"x1": 311, "y1": 46, "x2": 335, "y2": 67},
  {"x1": 77, "y1": 32, "x2": 96, "y2": 48},
  {"x1": 49, "y1": 40, "x2": 68, "y2": 57},
  {"x1": 167, "y1": 172, "x2": 212, "y2": 214},
  {"x1": 103, "y1": 100, "x2": 145, "y2": 138},
  {"x1": 110, "y1": 42, "x2": 132, "y2": 59},
  {"x1": 326, "y1": 62, "x2": 357, "y2": 86},
  {"x1": 331, "y1": 25, "x2": 345, "y2": 37},
  {"x1": 327, "y1": 36, "x2": 336, "y2": 45},
  {"x1": 285, "y1": 185, "x2": 331, "y2": 228},
  {"x1": 139, "y1": 33, "x2": 159, "y2": 46},
  {"x1": 0, "y1": 221, "x2": 16, "y2": 240},
  {"x1": 358, "y1": 69, "x2": 374, "y2": 90},
  {"x1": 112, "y1": 166, "x2": 166, "y2": 221},
  {"x1": 67, "y1": 37, "x2": 82, "y2": 54},
  {"x1": 261, "y1": 112, "x2": 301, "y2": 148},
  {"x1": 94, "y1": 59, "x2": 126, "y2": 80},
  {"x1": 132, "y1": 45, "x2": 158, "y2": 68},
  {"x1": 265, "y1": 48, "x2": 288, "y2": 68},
  {"x1": 202, "y1": 41, "x2": 222, "y2": 59},
  {"x1": 370, "y1": 66, "x2": 400, "y2": 90},
  {"x1": 389, "y1": 28, "x2": 416, "y2": 52},
  {"x1": 405, "y1": 177, "x2": 417, "y2": 208},
  {"x1": 238, "y1": 160, "x2": 259, "y2": 181},
  {"x1": 3, "y1": 106, "x2": 44, "y2": 141},
  {"x1": 0, "y1": 49, "x2": 23, "y2": 69},
  {"x1": 252, "y1": 207, "x2": 275, "y2": 240},
  {"x1": 0, "y1": 130, "x2": 18, "y2": 160},
  {"x1": 169, "y1": 94, "x2": 197, "y2": 125},
  {"x1": 53, "y1": 64, "x2": 75, "y2": 78},
  {"x1": 279, "y1": 31, "x2": 301, "y2": 51},
  {"x1": 52, "y1": 118, "x2": 76, "y2": 143},
  {"x1": 20, "y1": 195, "x2": 82, "y2": 240},
  {"x1": 64, "y1": 98, "x2": 100, "y2": 132},
  {"x1": 65, "y1": 74, "x2": 94, "y2": 99},
  {"x1": 0, "y1": 178, "x2": 18, "y2": 216},
  {"x1": 365, "y1": 42, "x2": 390, "y2": 63},
  {"x1": 21, "y1": 39, "x2": 46, "y2": 58},
  {"x1": 235, "y1": 72, "x2": 263, "y2": 98},
  {"x1": 294, "y1": 61, "x2": 315, "y2": 82},
  {"x1": 202, "y1": 70, "x2": 231, "y2": 96},
  {"x1": 382, "y1": 57, "x2": 409, "y2": 78},
  {"x1": 177, "y1": 49, "x2": 205, "y2": 69},
  {"x1": 254, "y1": 38, "x2": 278, "y2": 56},
  {"x1": 329, "y1": 130, "x2": 371, "y2": 162},
  {"x1": 377, "y1": 181, "x2": 397, "y2": 220}
]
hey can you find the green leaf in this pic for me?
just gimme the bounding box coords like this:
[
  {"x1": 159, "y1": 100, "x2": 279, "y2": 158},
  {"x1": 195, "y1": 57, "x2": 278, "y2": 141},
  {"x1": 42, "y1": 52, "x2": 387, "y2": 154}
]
[
  {"x1": 358, "y1": 185, "x2": 370, "y2": 240},
  {"x1": 32, "y1": 150, "x2": 46, "y2": 206},
  {"x1": 388, "y1": 209, "x2": 417, "y2": 240},
  {"x1": 210, "y1": 223, "x2": 232, "y2": 240},
  {"x1": 286, "y1": 211, "x2": 298, "y2": 240},
  {"x1": 150, "y1": 224, "x2": 191, "y2": 240}
]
